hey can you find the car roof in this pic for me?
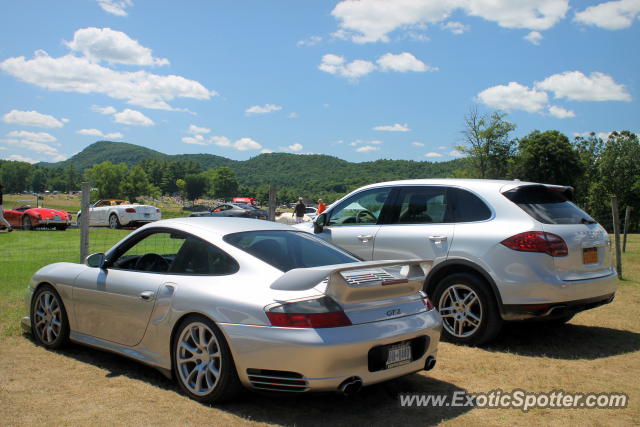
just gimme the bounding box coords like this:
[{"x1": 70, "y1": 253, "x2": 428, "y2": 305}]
[
  {"x1": 142, "y1": 217, "x2": 293, "y2": 236},
  {"x1": 354, "y1": 178, "x2": 570, "y2": 193}
]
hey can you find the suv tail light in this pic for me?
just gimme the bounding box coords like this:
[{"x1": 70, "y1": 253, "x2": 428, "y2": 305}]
[
  {"x1": 265, "y1": 296, "x2": 352, "y2": 328},
  {"x1": 125, "y1": 208, "x2": 136, "y2": 213},
  {"x1": 501, "y1": 232, "x2": 568, "y2": 257}
]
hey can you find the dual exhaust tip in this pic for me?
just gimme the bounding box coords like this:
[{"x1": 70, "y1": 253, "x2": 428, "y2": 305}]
[{"x1": 337, "y1": 356, "x2": 437, "y2": 396}]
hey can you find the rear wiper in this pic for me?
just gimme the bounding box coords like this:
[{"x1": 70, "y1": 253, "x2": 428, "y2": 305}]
[{"x1": 580, "y1": 218, "x2": 597, "y2": 225}]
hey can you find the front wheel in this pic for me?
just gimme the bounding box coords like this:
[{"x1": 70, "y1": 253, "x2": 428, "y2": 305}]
[
  {"x1": 22, "y1": 215, "x2": 33, "y2": 230},
  {"x1": 433, "y1": 272, "x2": 503, "y2": 346},
  {"x1": 108, "y1": 213, "x2": 121, "y2": 229},
  {"x1": 31, "y1": 285, "x2": 70, "y2": 349},
  {"x1": 173, "y1": 315, "x2": 242, "y2": 403}
]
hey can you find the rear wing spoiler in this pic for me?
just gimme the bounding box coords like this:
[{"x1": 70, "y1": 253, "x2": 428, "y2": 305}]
[{"x1": 270, "y1": 259, "x2": 433, "y2": 304}]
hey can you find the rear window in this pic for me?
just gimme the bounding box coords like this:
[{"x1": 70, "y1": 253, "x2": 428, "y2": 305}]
[
  {"x1": 223, "y1": 230, "x2": 359, "y2": 272},
  {"x1": 503, "y1": 185, "x2": 595, "y2": 225}
]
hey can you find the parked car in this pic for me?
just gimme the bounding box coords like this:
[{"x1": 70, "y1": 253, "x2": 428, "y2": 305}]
[
  {"x1": 2, "y1": 204, "x2": 71, "y2": 230},
  {"x1": 275, "y1": 207, "x2": 318, "y2": 225},
  {"x1": 190, "y1": 203, "x2": 268, "y2": 220},
  {"x1": 232, "y1": 196, "x2": 256, "y2": 205},
  {"x1": 21, "y1": 217, "x2": 441, "y2": 403},
  {"x1": 77, "y1": 199, "x2": 161, "y2": 229},
  {"x1": 296, "y1": 179, "x2": 618, "y2": 345}
]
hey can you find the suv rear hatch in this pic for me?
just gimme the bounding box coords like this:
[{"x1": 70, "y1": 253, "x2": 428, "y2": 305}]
[{"x1": 502, "y1": 184, "x2": 613, "y2": 281}]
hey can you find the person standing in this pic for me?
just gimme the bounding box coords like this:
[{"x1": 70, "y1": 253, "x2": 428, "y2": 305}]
[
  {"x1": 0, "y1": 184, "x2": 13, "y2": 232},
  {"x1": 317, "y1": 199, "x2": 326, "y2": 214},
  {"x1": 294, "y1": 197, "x2": 306, "y2": 224}
]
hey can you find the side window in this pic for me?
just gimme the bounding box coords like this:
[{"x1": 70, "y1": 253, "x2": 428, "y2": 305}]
[
  {"x1": 393, "y1": 187, "x2": 450, "y2": 224},
  {"x1": 112, "y1": 231, "x2": 184, "y2": 272},
  {"x1": 450, "y1": 188, "x2": 492, "y2": 222},
  {"x1": 169, "y1": 237, "x2": 238, "y2": 275},
  {"x1": 328, "y1": 188, "x2": 391, "y2": 226}
]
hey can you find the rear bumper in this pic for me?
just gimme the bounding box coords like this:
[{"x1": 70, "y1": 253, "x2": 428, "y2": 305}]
[
  {"x1": 220, "y1": 309, "x2": 442, "y2": 392},
  {"x1": 502, "y1": 292, "x2": 616, "y2": 321}
]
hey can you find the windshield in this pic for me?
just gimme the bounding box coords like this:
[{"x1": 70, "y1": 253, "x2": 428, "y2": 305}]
[
  {"x1": 224, "y1": 230, "x2": 359, "y2": 272},
  {"x1": 503, "y1": 185, "x2": 596, "y2": 225}
]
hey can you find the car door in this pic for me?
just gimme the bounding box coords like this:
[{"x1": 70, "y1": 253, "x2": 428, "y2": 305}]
[
  {"x1": 72, "y1": 230, "x2": 184, "y2": 346},
  {"x1": 314, "y1": 187, "x2": 394, "y2": 260},
  {"x1": 373, "y1": 185, "x2": 455, "y2": 263}
]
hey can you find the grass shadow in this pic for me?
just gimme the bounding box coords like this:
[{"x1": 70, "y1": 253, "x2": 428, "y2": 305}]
[
  {"x1": 24, "y1": 333, "x2": 470, "y2": 426},
  {"x1": 483, "y1": 322, "x2": 640, "y2": 359}
]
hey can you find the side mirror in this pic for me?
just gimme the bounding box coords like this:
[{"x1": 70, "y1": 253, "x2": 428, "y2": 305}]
[
  {"x1": 314, "y1": 213, "x2": 327, "y2": 234},
  {"x1": 85, "y1": 252, "x2": 105, "y2": 268}
]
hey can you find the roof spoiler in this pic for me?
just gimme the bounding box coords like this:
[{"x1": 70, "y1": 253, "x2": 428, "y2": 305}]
[{"x1": 270, "y1": 259, "x2": 433, "y2": 304}]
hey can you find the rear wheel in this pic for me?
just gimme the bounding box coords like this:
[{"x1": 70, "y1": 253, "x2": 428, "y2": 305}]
[
  {"x1": 173, "y1": 315, "x2": 242, "y2": 403},
  {"x1": 22, "y1": 215, "x2": 33, "y2": 230},
  {"x1": 108, "y1": 213, "x2": 121, "y2": 229},
  {"x1": 433, "y1": 272, "x2": 502, "y2": 346},
  {"x1": 31, "y1": 285, "x2": 70, "y2": 349}
]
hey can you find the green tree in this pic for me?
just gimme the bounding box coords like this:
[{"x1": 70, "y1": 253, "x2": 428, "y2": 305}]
[
  {"x1": 208, "y1": 167, "x2": 239, "y2": 200},
  {"x1": 123, "y1": 165, "x2": 152, "y2": 202},
  {"x1": 31, "y1": 168, "x2": 48, "y2": 193},
  {"x1": 0, "y1": 161, "x2": 33, "y2": 193},
  {"x1": 573, "y1": 132, "x2": 604, "y2": 210},
  {"x1": 513, "y1": 130, "x2": 581, "y2": 187},
  {"x1": 184, "y1": 173, "x2": 208, "y2": 201},
  {"x1": 458, "y1": 108, "x2": 516, "y2": 179},
  {"x1": 84, "y1": 161, "x2": 129, "y2": 199}
]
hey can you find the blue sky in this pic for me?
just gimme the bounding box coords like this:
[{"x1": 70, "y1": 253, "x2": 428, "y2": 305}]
[{"x1": 1, "y1": 0, "x2": 638, "y2": 164}]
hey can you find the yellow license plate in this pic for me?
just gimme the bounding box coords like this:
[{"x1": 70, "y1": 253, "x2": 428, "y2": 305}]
[{"x1": 583, "y1": 247, "x2": 598, "y2": 264}]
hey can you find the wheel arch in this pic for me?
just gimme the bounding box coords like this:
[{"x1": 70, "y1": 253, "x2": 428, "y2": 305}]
[{"x1": 425, "y1": 259, "x2": 504, "y2": 312}]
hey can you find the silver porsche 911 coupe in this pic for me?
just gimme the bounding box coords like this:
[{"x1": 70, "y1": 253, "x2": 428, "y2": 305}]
[{"x1": 21, "y1": 217, "x2": 442, "y2": 403}]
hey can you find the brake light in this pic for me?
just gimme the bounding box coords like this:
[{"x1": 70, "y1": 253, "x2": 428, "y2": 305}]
[
  {"x1": 422, "y1": 296, "x2": 435, "y2": 311},
  {"x1": 156, "y1": 208, "x2": 160, "y2": 213},
  {"x1": 125, "y1": 208, "x2": 136, "y2": 213},
  {"x1": 501, "y1": 232, "x2": 568, "y2": 257},
  {"x1": 265, "y1": 296, "x2": 352, "y2": 328},
  {"x1": 266, "y1": 311, "x2": 352, "y2": 328}
]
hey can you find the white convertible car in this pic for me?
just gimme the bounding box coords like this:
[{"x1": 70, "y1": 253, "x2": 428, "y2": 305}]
[{"x1": 77, "y1": 199, "x2": 161, "y2": 228}]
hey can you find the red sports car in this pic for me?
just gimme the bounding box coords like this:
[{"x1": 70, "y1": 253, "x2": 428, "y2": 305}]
[{"x1": 3, "y1": 205, "x2": 72, "y2": 230}]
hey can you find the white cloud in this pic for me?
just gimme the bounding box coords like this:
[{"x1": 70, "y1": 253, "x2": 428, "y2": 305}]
[
  {"x1": 412, "y1": 141, "x2": 425, "y2": 146},
  {"x1": 356, "y1": 145, "x2": 380, "y2": 152},
  {"x1": 535, "y1": 71, "x2": 631, "y2": 101},
  {"x1": 5, "y1": 154, "x2": 37, "y2": 163},
  {"x1": 477, "y1": 82, "x2": 548, "y2": 113},
  {"x1": 0, "y1": 50, "x2": 214, "y2": 110},
  {"x1": 199, "y1": 135, "x2": 263, "y2": 151},
  {"x1": 66, "y1": 27, "x2": 169, "y2": 66},
  {"x1": 574, "y1": 131, "x2": 613, "y2": 141},
  {"x1": 574, "y1": 0, "x2": 640, "y2": 30},
  {"x1": 331, "y1": 0, "x2": 568, "y2": 43},
  {"x1": 297, "y1": 36, "x2": 323, "y2": 47},
  {"x1": 188, "y1": 124, "x2": 210, "y2": 134},
  {"x1": 233, "y1": 137, "x2": 262, "y2": 151},
  {"x1": 113, "y1": 109, "x2": 154, "y2": 126},
  {"x1": 449, "y1": 150, "x2": 464, "y2": 157},
  {"x1": 287, "y1": 112, "x2": 298, "y2": 119},
  {"x1": 319, "y1": 54, "x2": 376, "y2": 79},
  {"x1": 2, "y1": 109, "x2": 64, "y2": 128},
  {"x1": 524, "y1": 31, "x2": 543, "y2": 45},
  {"x1": 442, "y1": 21, "x2": 469, "y2": 34},
  {"x1": 548, "y1": 105, "x2": 576, "y2": 119},
  {"x1": 182, "y1": 134, "x2": 209, "y2": 145},
  {"x1": 91, "y1": 105, "x2": 117, "y2": 115},
  {"x1": 284, "y1": 142, "x2": 303, "y2": 152},
  {"x1": 377, "y1": 52, "x2": 435, "y2": 72},
  {"x1": 374, "y1": 123, "x2": 410, "y2": 132},
  {"x1": 261, "y1": 148, "x2": 274, "y2": 154},
  {"x1": 425, "y1": 152, "x2": 443, "y2": 158},
  {"x1": 97, "y1": 0, "x2": 133, "y2": 17},
  {"x1": 6, "y1": 131, "x2": 56, "y2": 143},
  {"x1": 245, "y1": 104, "x2": 283, "y2": 115},
  {"x1": 77, "y1": 128, "x2": 123, "y2": 139},
  {"x1": 211, "y1": 136, "x2": 231, "y2": 147},
  {"x1": 437, "y1": 145, "x2": 447, "y2": 150}
]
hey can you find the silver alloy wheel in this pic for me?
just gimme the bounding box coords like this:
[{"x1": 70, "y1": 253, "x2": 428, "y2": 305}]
[
  {"x1": 34, "y1": 290, "x2": 62, "y2": 345},
  {"x1": 438, "y1": 284, "x2": 483, "y2": 338},
  {"x1": 109, "y1": 214, "x2": 119, "y2": 229},
  {"x1": 176, "y1": 322, "x2": 222, "y2": 396}
]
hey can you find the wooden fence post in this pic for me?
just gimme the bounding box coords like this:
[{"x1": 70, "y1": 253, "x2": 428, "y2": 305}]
[
  {"x1": 611, "y1": 196, "x2": 622, "y2": 279},
  {"x1": 268, "y1": 185, "x2": 276, "y2": 221},
  {"x1": 623, "y1": 206, "x2": 632, "y2": 253},
  {"x1": 80, "y1": 182, "x2": 90, "y2": 263}
]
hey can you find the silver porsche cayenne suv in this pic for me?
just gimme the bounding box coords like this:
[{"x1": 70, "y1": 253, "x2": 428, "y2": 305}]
[{"x1": 297, "y1": 179, "x2": 618, "y2": 345}]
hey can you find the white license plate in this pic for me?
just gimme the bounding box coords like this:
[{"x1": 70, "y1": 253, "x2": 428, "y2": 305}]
[
  {"x1": 386, "y1": 342, "x2": 412, "y2": 368},
  {"x1": 53, "y1": 215, "x2": 60, "y2": 220}
]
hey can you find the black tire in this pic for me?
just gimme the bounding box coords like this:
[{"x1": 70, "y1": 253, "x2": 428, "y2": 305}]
[
  {"x1": 22, "y1": 215, "x2": 33, "y2": 230},
  {"x1": 172, "y1": 315, "x2": 242, "y2": 403},
  {"x1": 55, "y1": 225, "x2": 68, "y2": 231},
  {"x1": 108, "y1": 213, "x2": 121, "y2": 229},
  {"x1": 30, "y1": 285, "x2": 70, "y2": 349},
  {"x1": 433, "y1": 272, "x2": 503, "y2": 346}
]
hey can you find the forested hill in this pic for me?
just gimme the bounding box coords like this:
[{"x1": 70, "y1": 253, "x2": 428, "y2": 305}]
[{"x1": 36, "y1": 140, "x2": 465, "y2": 191}]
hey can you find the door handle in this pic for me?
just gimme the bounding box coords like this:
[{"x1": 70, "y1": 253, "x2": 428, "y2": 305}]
[
  {"x1": 429, "y1": 236, "x2": 448, "y2": 243},
  {"x1": 357, "y1": 234, "x2": 374, "y2": 242},
  {"x1": 139, "y1": 291, "x2": 155, "y2": 300}
]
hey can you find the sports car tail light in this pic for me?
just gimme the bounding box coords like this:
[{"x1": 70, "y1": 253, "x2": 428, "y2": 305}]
[
  {"x1": 125, "y1": 208, "x2": 136, "y2": 213},
  {"x1": 156, "y1": 208, "x2": 160, "y2": 213},
  {"x1": 501, "y1": 232, "x2": 568, "y2": 257},
  {"x1": 265, "y1": 296, "x2": 352, "y2": 328}
]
